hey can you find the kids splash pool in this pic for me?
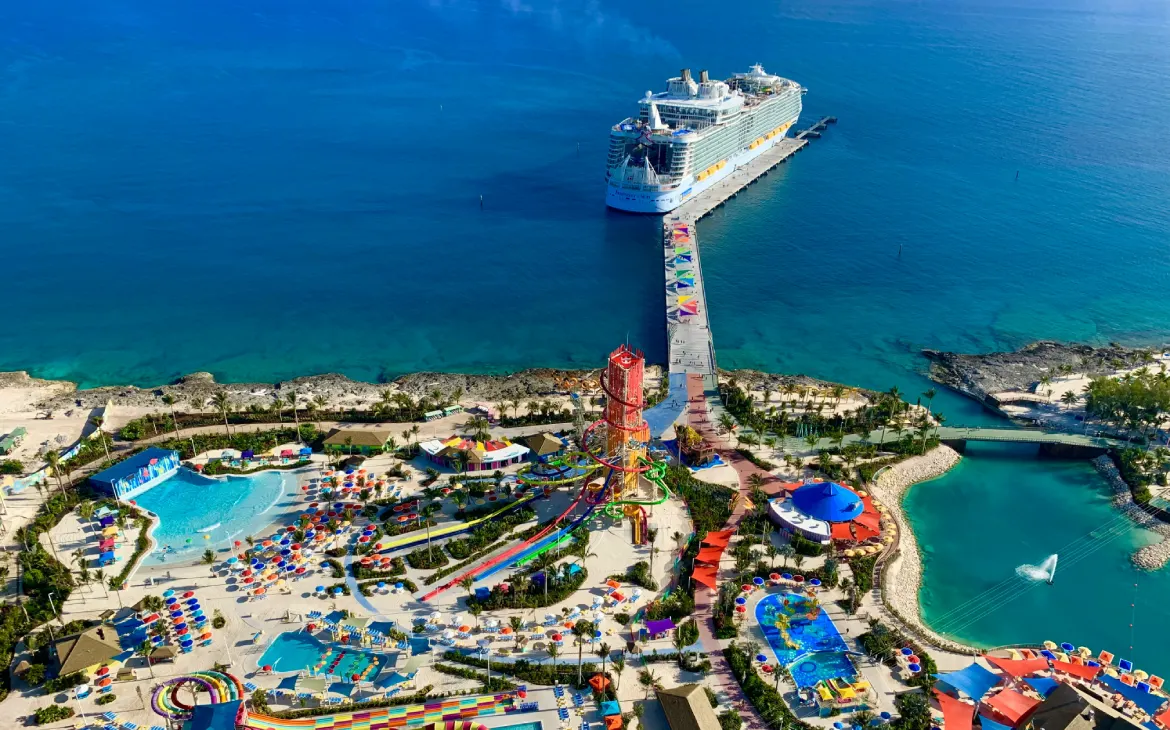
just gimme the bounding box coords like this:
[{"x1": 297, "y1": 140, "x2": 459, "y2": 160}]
[
  {"x1": 756, "y1": 592, "x2": 856, "y2": 687},
  {"x1": 259, "y1": 631, "x2": 387, "y2": 679},
  {"x1": 135, "y1": 467, "x2": 302, "y2": 558}
]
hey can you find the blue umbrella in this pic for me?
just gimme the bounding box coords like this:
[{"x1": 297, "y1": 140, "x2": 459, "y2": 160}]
[
  {"x1": 316, "y1": 586, "x2": 325, "y2": 593},
  {"x1": 833, "y1": 723, "x2": 844, "y2": 729},
  {"x1": 395, "y1": 582, "x2": 403, "y2": 590},
  {"x1": 162, "y1": 589, "x2": 175, "y2": 598},
  {"x1": 809, "y1": 578, "x2": 822, "y2": 587},
  {"x1": 169, "y1": 611, "x2": 184, "y2": 619},
  {"x1": 333, "y1": 587, "x2": 343, "y2": 595},
  {"x1": 880, "y1": 712, "x2": 892, "y2": 720},
  {"x1": 175, "y1": 622, "x2": 188, "y2": 631},
  {"x1": 735, "y1": 597, "x2": 746, "y2": 605},
  {"x1": 752, "y1": 577, "x2": 764, "y2": 586},
  {"x1": 1060, "y1": 642, "x2": 1075, "y2": 653},
  {"x1": 1119, "y1": 659, "x2": 1134, "y2": 671},
  {"x1": 377, "y1": 582, "x2": 386, "y2": 589},
  {"x1": 781, "y1": 573, "x2": 793, "y2": 581},
  {"x1": 870, "y1": 721, "x2": 882, "y2": 728},
  {"x1": 186, "y1": 598, "x2": 199, "y2": 605},
  {"x1": 908, "y1": 663, "x2": 921, "y2": 673},
  {"x1": 756, "y1": 654, "x2": 768, "y2": 663},
  {"x1": 1041, "y1": 650, "x2": 1056, "y2": 660},
  {"x1": 901, "y1": 647, "x2": 913, "y2": 656},
  {"x1": 165, "y1": 597, "x2": 177, "y2": 605},
  {"x1": 187, "y1": 603, "x2": 201, "y2": 612},
  {"x1": 1087, "y1": 660, "x2": 1100, "y2": 667},
  {"x1": 1138, "y1": 682, "x2": 1151, "y2": 693}
]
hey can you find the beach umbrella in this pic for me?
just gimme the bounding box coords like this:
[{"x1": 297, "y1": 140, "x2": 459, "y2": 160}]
[
  {"x1": 769, "y1": 573, "x2": 781, "y2": 582},
  {"x1": 908, "y1": 655, "x2": 920, "y2": 664},
  {"x1": 834, "y1": 723, "x2": 844, "y2": 729},
  {"x1": 908, "y1": 663, "x2": 921, "y2": 673},
  {"x1": 781, "y1": 573, "x2": 792, "y2": 581},
  {"x1": 333, "y1": 587, "x2": 343, "y2": 595},
  {"x1": 295, "y1": 567, "x2": 306, "y2": 575},
  {"x1": 226, "y1": 557, "x2": 238, "y2": 566},
  {"x1": 752, "y1": 577, "x2": 764, "y2": 587},
  {"x1": 165, "y1": 597, "x2": 178, "y2": 605},
  {"x1": 809, "y1": 579, "x2": 822, "y2": 587},
  {"x1": 1120, "y1": 659, "x2": 1134, "y2": 671},
  {"x1": 175, "y1": 622, "x2": 188, "y2": 631},
  {"x1": 176, "y1": 627, "x2": 189, "y2": 636},
  {"x1": 96, "y1": 667, "x2": 109, "y2": 676},
  {"x1": 552, "y1": 633, "x2": 563, "y2": 641},
  {"x1": 316, "y1": 586, "x2": 325, "y2": 593},
  {"x1": 880, "y1": 713, "x2": 892, "y2": 720},
  {"x1": 901, "y1": 647, "x2": 913, "y2": 656},
  {"x1": 185, "y1": 598, "x2": 198, "y2": 605},
  {"x1": 97, "y1": 677, "x2": 112, "y2": 688},
  {"x1": 756, "y1": 654, "x2": 768, "y2": 663},
  {"x1": 793, "y1": 575, "x2": 805, "y2": 583},
  {"x1": 144, "y1": 614, "x2": 159, "y2": 624},
  {"x1": 735, "y1": 605, "x2": 747, "y2": 614},
  {"x1": 170, "y1": 611, "x2": 184, "y2": 619},
  {"x1": 741, "y1": 585, "x2": 752, "y2": 593},
  {"x1": 244, "y1": 576, "x2": 255, "y2": 584},
  {"x1": 182, "y1": 591, "x2": 194, "y2": 599},
  {"x1": 1060, "y1": 642, "x2": 1076, "y2": 653},
  {"x1": 395, "y1": 582, "x2": 403, "y2": 590},
  {"x1": 162, "y1": 589, "x2": 175, "y2": 598},
  {"x1": 735, "y1": 597, "x2": 746, "y2": 605},
  {"x1": 254, "y1": 587, "x2": 266, "y2": 595}
]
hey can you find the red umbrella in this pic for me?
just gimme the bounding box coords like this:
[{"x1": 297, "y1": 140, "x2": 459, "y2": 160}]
[
  {"x1": 262, "y1": 664, "x2": 273, "y2": 672},
  {"x1": 358, "y1": 536, "x2": 370, "y2": 543},
  {"x1": 243, "y1": 577, "x2": 254, "y2": 584},
  {"x1": 200, "y1": 632, "x2": 212, "y2": 641},
  {"x1": 242, "y1": 569, "x2": 253, "y2": 577},
  {"x1": 286, "y1": 526, "x2": 296, "y2": 532},
  {"x1": 375, "y1": 543, "x2": 383, "y2": 550},
  {"x1": 144, "y1": 614, "x2": 159, "y2": 623},
  {"x1": 96, "y1": 666, "x2": 109, "y2": 676},
  {"x1": 352, "y1": 674, "x2": 361, "y2": 682},
  {"x1": 176, "y1": 627, "x2": 190, "y2": 635},
  {"x1": 270, "y1": 556, "x2": 281, "y2": 563},
  {"x1": 552, "y1": 633, "x2": 563, "y2": 641},
  {"x1": 295, "y1": 567, "x2": 306, "y2": 574},
  {"x1": 234, "y1": 540, "x2": 242, "y2": 547},
  {"x1": 291, "y1": 543, "x2": 301, "y2": 551},
  {"x1": 182, "y1": 591, "x2": 194, "y2": 599}
]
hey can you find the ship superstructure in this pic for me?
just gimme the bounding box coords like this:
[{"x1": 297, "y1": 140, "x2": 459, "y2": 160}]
[{"x1": 605, "y1": 64, "x2": 803, "y2": 213}]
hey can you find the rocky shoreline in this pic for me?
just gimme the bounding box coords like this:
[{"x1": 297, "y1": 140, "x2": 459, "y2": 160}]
[
  {"x1": 1091, "y1": 455, "x2": 1170, "y2": 570},
  {"x1": 869, "y1": 445, "x2": 974, "y2": 654},
  {"x1": 923, "y1": 340, "x2": 1161, "y2": 415}
]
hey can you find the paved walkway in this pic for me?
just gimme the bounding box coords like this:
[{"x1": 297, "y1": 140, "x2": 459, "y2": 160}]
[{"x1": 686, "y1": 375, "x2": 772, "y2": 729}]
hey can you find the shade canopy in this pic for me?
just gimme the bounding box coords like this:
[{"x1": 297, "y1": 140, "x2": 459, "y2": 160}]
[
  {"x1": 791, "y1": 482, "x2": 864, "y2": 522},
  {"x1": 935, "y1": 663, "x2": 1002, "y2": 700},
  {"x1": 984, "y1": 689, "x2": 1040, "y2": 724},
  {"x1": 1023, "y1": 677, "x2": 1059, "y2": 698},
  {"x1": 933, "y1": 689, "x2": 973, "y2": 730},
  {"x1": 985, "y1": 655, "x2": 1050, "y2": 678}
]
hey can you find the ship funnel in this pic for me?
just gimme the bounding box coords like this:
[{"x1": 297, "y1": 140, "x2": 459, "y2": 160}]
[
  {"x1": 699, "y1": 69, "x2": 709, "y2": 82},
  {"x1": 680, "y1": 68, "x2": 692, "y2": 82}
]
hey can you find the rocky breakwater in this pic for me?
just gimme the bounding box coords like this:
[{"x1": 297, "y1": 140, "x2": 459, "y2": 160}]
[
  {"x1": 869, "y1": 445, "x2": 972, "y2": 653},
  {"x1": 923, "y1": 341, "x2": 1158, "y2": 415},
  {"x1": 1091, "y1": 455, "x2": 1170, "y2": 570}
]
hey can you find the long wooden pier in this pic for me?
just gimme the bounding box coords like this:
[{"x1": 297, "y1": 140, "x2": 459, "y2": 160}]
[{"x1": 662, "y1": 118, "x2": 835, "y2": 390}]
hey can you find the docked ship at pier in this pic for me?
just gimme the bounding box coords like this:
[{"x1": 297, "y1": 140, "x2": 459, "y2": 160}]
[{"x1": 605, "y1": 64, "x2": 804, "y2": 214}]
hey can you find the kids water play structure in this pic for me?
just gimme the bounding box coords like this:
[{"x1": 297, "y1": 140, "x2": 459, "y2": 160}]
[
  {"x1": 149, "y1": 671, "x2": 524, "y2": 730},
  {"x1": 417, "y1": 344, "x2": 672, "y2": 601},
  {"x1": 150, "y1": 670, "x2": 246, "y2": 721}
]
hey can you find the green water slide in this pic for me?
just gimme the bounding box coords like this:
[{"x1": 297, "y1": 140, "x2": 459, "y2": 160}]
[
  {"x1": 601, "y1": 458, "x2": 672, "y2": 519},
  {"x1": 515, "y1": 452, "x2": 604, "y2": 488}
]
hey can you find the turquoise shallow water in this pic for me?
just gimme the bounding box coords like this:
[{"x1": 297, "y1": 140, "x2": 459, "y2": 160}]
[
  {"x1": 903, "y1": 443, "x2": 1170, "y2": 675},
  {"x1": 135, "y1": 468, "x2": 300, "y2": 558}
]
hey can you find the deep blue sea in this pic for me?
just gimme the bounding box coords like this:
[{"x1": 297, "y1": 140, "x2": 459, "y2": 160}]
[{"x1": 4, "y1": 0, "x2": 1170, "y2": 658}]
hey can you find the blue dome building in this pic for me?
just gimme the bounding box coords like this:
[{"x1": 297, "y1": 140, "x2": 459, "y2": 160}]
[{"x1": 790, "y1": 481, "x2": 864, "y2": 523}]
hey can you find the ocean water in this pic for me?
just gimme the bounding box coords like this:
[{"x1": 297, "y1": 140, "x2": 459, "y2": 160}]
[
  {"x1": 4, "y1": 0, "x2": 1170, "y2": 657},
  {"x1": 904, "y1": 443, "x2": 1170, "y2": 675}
]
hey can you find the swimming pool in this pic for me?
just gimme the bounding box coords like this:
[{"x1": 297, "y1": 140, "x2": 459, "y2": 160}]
[
  {"x1": 258, "y1": 631, "x2": 388, "y2": 679},
  {"x1": 756, "y1": 592, "x2": 856, "y2": 687},
  {"x1": 135, "y1": 467, "x2": 301, "y2": 558},
  {"x1": 494, "y1": 723, "x2": 543, "y2": 730}
]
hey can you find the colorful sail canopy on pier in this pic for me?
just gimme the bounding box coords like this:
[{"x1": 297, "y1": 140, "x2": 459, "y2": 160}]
[{"x1": 932, "y1": 689, "x2": 973, "y2": 730}]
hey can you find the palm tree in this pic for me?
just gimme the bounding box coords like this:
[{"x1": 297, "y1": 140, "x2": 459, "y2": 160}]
[
  {"x1": 271, "y1": 394, "x2": 285, "y2": 424},
  {"x1": 638, "y1": 668, "x2": 661, "y2": 699},
  {"x1": 571, "y1": 619, "x2": 595, "y2": 685},
  {"x1": 534, "y1": 552, "x2": 557, "y2": 602},
  {"x1": 468, "y1": 604, "x2": 483, "y2": 628},
  {"x1": 459, "y1": 576, "x2": 475, "y2": 600},
  {"x1": 793, "y1": 553, "x2": 805, "y2": 571},
  {"x1": 202, "y1": 549, "x2": 216, "y2": 566},
  {"x1": 922, "y1": 388, "x2": 936, "y2": 415},
  {"x1": 548, "y1": 641, "x2": 560, "y2": 670},
  {"x1": 288, "y1": 390, "x2": 303, "y2": 440},
  {"x1": 89, "y1": 416, "x2": 112, "y2": 462},
  {"x1": 766, "y1": 544, "x2": 779, "y2": 569},
  {"x1": 312, "y1": 394, "x2": 329, "y2": 427},
  {"x1": 509, "y1": 615, "x2": 524, "y2": 647},
  {"x1": 137, "y1": 640, "x2": 155, "y2": 678},
  {"x1": 596, "y1": 642, "x2": 611, "y2": 678},
  {"x1": 44, "y1": 449, "x2": 67, "y2": 495},
  {"x1": 672, "y1": 530, "x2": 685, "y2": 555},
  {"x1": 779, "y1": 544, "x2": 794, "y2": 568},
  {"x1": 1061, "y1": 391, "x2": 1080, "y2": 408},
  {"x1": 78, "y1": 501, "x2": 96, "y2": 527},
  {"x1": 463, "y1": 416, "x2": 491, "y2": 442},
  {"x1": 212, "y1": 391, "x2": 233, "y2": 437},
  {"x1": 646, "y1": 528, "x2": 658, "y2": 575},
  {"x1": 611, "y1": 655, "x2": 625, "y2": 690}
]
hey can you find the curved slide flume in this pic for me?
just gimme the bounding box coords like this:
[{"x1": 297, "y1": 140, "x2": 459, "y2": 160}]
[
  {"x1": 474, "y1": 487, "x2": 606, "y2": 582},
  {"x1": 419, "y1": 471, "x2": 612, "y2": 602},
  {"x1": 150, "y1": 670, "x2": 244, "y2": 720},
  {"x1": 377, "y1": 492, "x2": 539, "y2": 553}
]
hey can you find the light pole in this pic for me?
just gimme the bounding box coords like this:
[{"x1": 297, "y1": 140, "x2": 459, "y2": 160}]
[{"x1": 48, "y1": 591, "x2": 63, "y2": 625}]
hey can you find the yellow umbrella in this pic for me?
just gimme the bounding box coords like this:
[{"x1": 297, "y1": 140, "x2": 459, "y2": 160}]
[
  {"x1": 1043, "y1": 640, "x2": 1058, "y2": 650},
  {"x1": 1078, "y1": 646, "x2": 1092, "y2": 657},
  {"x1": 1135, "y1": 670, "x2": 1149, "y2": 681},
  {"x1": 844, "y1": 549, "x2": 856, "y2": 558},
  {"x1": 856, "y1": 490, "x2": 868, "y2": 497}
]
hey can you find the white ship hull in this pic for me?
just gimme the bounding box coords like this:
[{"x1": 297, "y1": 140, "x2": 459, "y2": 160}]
[{"x1": 606, "y1": 128, "x2": 792, "y2": 214}]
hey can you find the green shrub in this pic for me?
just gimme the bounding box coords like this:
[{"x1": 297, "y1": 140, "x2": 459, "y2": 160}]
[
  {"x1": 34, "y1": 705, "x2": 75, "y2": 725},
  {"x1": 611, "y1": 561, "x2": 657, "y2": 591},
  {"x1": 22, "y1": 663, "x2": 47, "y2": 686},
  {"x1": 406, "y1": 547, "x2": 448, "y2": 570},
  {"x1": 43, "y1": 671, "x2": 86, "y2": 693},
  {"x1": 0, "y1": 459, "x2": 23, "y2": 475},
  {"x1": 96, "y1": 693, "x2": 117, "y2": 705}
]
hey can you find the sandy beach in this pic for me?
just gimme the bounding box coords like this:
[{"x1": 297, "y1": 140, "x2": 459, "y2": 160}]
[{"x1": 868, "y1": 444, "x2": 974, "y2": 654}]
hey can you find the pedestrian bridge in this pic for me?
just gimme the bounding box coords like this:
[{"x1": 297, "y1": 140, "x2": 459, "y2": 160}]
[{"x1": 935, "y1": 425, "x2": 1126, "y2": 450}]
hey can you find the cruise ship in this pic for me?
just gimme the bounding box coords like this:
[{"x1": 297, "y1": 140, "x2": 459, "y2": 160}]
[{"x1": 605, "y1": 64, "x2": 804, "y2": 214}]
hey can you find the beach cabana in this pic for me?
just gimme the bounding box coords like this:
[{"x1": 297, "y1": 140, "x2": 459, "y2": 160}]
[{"x1": 646, "y1": 619, "x2": 676, "y2": 638}]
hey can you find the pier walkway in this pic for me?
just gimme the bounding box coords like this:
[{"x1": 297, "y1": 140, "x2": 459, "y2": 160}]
[{"x1": 662, "y1": 119, "x2": 833, "y2": 395}]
